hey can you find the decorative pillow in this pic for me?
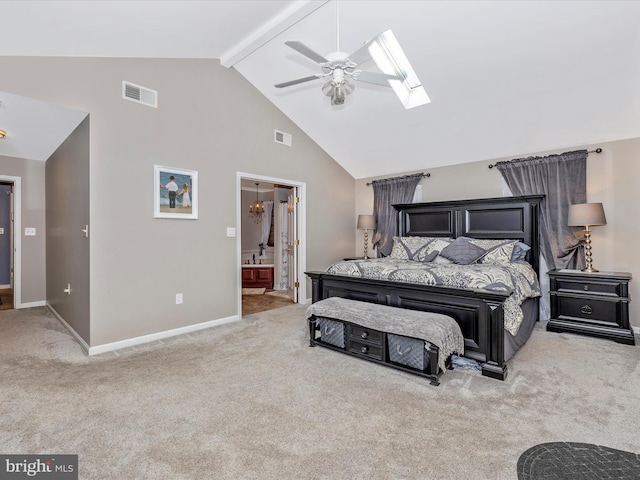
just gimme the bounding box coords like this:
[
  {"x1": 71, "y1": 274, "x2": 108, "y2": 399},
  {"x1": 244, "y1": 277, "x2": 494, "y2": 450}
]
[
  {"x1": 389, "y1": 236, "x2": 430, "y2": 260},
  {"x1": 421, "y1": 250, "x2": 439, "y2": 263},
  {"x1": 462, "y1": 238, "x2": 517, "y2": 264},
  {"x1": 389, "y1": 236, "x2": 451, "y2": 262},
  {"x1": 417, "y1": 238, "x2": 453, "y2": 262},
  {"x1": 440, "y1": 237, "x2": 487, "y2": 265},
  {"x1": 511, "y1": 242, "x2": 531, "y2": 262}
]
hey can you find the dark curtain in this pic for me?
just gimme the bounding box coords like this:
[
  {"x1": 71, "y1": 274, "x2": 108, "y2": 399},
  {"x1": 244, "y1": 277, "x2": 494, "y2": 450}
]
[
  {"x1": 371, "y1": 173, "x2": 423, "y2": 256},
  {"x1": 495, "y1": 150, "x2": 587, "y2": 270}
]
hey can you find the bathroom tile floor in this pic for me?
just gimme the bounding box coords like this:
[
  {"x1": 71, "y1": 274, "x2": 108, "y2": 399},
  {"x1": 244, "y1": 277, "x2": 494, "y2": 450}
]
[{"x1": 242, "y1": 289, "x2": 293, "y2": 316}]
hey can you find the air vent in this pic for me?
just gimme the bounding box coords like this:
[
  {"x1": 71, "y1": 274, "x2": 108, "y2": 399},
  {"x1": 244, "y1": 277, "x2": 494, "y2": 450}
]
[
  {"x1": 274, "y1": 129, "x2": 292, "y2": 147},
  {"x1": 122, "y1": 81, "x2": 157, "y2": 108}
]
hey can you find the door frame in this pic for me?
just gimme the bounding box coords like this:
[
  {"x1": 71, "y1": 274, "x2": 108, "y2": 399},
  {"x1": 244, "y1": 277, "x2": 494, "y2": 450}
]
[
  {"x1": 0, "y1": 175, "x2": 21, "y2": 308},
  {"x1": 236, "y1": 172, "x2": 306, "y2": 316}
]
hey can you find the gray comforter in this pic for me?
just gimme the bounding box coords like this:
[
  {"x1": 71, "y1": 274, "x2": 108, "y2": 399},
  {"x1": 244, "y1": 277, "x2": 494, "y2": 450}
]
[{"x1": 325, "y1": 258, "x2": 541, "y2": 335}]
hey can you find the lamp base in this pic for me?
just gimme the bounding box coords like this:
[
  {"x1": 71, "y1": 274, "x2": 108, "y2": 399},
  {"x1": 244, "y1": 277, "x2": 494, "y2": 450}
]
[
  {"x1": 582, "y1": 227, "x2": 598, "y2": 273},
  {"x1": 363, "y1": 229, "x2": 370, "y2": 259}
]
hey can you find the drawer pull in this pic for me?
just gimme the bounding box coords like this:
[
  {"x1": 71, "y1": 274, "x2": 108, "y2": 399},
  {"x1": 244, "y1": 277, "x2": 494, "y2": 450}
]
[
  {"x1": 361, "y1": 331, "x2": 368, "y2": 339},
  {"x1": 360, "y1": 345, "x2": 369, "y2": 354},
  {"x1": 581, "y1": 305, "x2": 593, "y2": 315},
  {"x1": 583, "y1": 285, "x2": 590, "y2": 291}
]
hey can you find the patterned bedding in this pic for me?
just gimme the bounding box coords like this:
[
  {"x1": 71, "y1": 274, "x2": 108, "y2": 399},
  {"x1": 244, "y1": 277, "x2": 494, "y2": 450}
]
[{"x1": 325, "y1": 258, "x2": 541, "y2": 335}]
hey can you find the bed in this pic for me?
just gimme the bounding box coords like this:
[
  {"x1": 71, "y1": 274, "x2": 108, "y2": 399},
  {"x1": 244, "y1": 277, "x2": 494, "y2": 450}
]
[{"x1": 305, "y1": 195, "x2": 544, "y2": 380}]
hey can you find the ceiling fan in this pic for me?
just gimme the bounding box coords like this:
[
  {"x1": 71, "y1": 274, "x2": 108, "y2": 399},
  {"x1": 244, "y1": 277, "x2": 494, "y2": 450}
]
[
  {"x1": 274, "y1": 38, "x2": 402, "y2": 106},
  {"x1": 273, "y1": 0, "x2": 429, "y2": 107}
]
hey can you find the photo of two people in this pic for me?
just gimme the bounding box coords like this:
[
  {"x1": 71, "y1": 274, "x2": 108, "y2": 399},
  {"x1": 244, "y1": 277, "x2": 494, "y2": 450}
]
[
  {"x1": 159, "y1": 175, "x2": 192, "y2": 212},
  {"x1": 154, "y1": 166, "x2": 198, "y2": 219}
]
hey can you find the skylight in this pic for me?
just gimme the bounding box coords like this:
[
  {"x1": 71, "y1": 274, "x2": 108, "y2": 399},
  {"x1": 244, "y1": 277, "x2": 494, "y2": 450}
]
[{"x1": 368, "y1": 30, "x2": 430, "y2": 109}]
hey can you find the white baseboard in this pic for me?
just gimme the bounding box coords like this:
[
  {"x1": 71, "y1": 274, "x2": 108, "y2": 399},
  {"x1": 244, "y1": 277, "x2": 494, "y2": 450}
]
[
  {"x1": 633, "y1": 326, "x2": 640, "y2": 335},
  {"x1": 47, "y1": 304, "x2": 91, "y2": 354},
  {"x1": 19, "y1": 300, "x2": 47, "y2": 308},
  {"x1": 0, "y1": 284, "x2": 10, "y2": 289},
  {"x1": 87, "y1": 314, "x2": 241, "y2": 356},
  {"x1": 47, "y1": 304, "x2": 241, "y2": 356}
]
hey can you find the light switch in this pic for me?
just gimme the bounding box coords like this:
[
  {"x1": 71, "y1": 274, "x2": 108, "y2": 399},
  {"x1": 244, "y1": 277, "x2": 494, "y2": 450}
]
[
  {"x1": 226, "y1": 227, "x2": 236, "y2": 237},
  {"x1": 25, "y1": 227, "x2": 36, "y2": 236},
  {"x1": 0, "y1": 228, "x2": 4, "y2": 235}
]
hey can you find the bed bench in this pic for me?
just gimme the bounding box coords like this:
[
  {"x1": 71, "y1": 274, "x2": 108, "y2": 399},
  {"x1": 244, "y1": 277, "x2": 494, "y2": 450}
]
[{"x1": 306, "y1": 297, "x2": 464, "y2": 386}]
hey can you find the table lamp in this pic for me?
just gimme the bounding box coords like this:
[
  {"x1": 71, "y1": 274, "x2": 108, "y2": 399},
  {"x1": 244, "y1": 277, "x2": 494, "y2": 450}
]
[
  {"x1": 357, "y1": 215, "x2": 376, "y2": 259},
  {"x1": 568, "y1": 203, "x2": 607, "y2": 273}
]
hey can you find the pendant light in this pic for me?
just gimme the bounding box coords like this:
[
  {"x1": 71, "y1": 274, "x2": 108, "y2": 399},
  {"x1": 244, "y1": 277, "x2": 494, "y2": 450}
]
[{"x1": 249, "y1": 182, "x2": 264, "y2": 223}]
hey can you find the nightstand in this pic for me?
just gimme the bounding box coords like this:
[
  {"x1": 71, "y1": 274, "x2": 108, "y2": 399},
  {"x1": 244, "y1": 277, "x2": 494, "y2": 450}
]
[{"x1": 547, "y1": 269, "x2": 635, "y2": 345}]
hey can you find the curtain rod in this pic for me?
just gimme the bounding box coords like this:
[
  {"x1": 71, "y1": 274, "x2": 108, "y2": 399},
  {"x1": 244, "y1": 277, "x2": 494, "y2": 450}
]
[
  {"x1": 487, "y1": 148, "x2": 602, "y2": 169},
  {"x1": 366, "y1": 172, "x2": 430, "y2": 186}
]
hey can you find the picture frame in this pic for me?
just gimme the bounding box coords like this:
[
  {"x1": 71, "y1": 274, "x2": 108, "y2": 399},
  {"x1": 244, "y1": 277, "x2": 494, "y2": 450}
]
[{"x1": 154, "y1": 165, "x2": 198, "y2": 219}]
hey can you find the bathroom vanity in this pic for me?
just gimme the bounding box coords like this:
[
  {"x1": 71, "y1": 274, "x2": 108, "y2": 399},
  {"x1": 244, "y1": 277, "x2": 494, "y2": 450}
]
[{"x1": 242, "y1": 265, "x2": 274, "y2": 289}]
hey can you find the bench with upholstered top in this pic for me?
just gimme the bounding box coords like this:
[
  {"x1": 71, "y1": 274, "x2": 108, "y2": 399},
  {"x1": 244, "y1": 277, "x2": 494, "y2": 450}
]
[{"x1": 306, "y1": 297, "x2": 464, "y2": 386}]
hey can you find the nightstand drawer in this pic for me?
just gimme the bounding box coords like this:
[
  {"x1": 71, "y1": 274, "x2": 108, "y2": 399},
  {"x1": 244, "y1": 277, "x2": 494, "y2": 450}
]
[
  {"x1": 556, "y1": 296, "x2": 621, "y2": 327},
  {"x1": 348, "y1": 324, "x2": 383, "y2": 345},
  {"x1": 555, "y1": 279, "x2": 625, "y2": 297},
  {"x1": 348, "y1": 340, "x2": 384, "y2": 360}
]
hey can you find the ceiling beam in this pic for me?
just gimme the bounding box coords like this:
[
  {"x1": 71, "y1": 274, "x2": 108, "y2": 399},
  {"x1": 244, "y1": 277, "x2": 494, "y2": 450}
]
[{"x1": 220, "y1": 0, "x2": 329, "y2": 68}]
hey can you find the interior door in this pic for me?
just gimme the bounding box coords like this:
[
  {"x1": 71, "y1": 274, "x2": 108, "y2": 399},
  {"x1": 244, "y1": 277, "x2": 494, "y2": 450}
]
[{"x1": 287, "y1": 189, "x2": 298, "y2": 302}]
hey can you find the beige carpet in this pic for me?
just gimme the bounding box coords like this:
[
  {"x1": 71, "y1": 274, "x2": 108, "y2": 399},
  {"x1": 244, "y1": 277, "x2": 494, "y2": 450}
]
[{"x1": 1, "y1": 305, "x2": 639, "y2": 479}]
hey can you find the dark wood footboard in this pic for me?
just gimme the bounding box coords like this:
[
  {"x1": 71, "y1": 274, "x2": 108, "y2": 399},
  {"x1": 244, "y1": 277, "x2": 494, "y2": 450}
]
[{"x1": 306, "y1": 271, "x2": 512, "y2": 380}]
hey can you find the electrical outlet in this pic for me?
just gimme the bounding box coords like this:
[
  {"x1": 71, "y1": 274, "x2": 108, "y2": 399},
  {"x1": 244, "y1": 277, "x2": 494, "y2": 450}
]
[
  {"x1": 25, "y1": 227, "x2": 36, "y2": 236},
  {"x1": 176, "y1": 293, "x2": 183, "y2": 304}
]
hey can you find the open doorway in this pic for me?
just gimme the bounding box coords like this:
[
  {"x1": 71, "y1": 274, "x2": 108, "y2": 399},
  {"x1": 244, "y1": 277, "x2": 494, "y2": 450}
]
[
  {"x1": 0, "y1": 176, "x2": 20, "y2": 310},
  {"x1": 237, "y1": 173, "x2": 306, "y2": 316}
]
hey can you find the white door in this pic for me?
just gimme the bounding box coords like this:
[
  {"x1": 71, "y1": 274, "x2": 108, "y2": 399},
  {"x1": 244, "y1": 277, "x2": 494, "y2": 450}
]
[{"x1": 287, "y1": 189, "x2": 298, "y2": 302}]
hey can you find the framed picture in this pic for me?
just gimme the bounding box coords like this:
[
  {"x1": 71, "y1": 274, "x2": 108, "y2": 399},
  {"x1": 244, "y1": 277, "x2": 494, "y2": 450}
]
[{"x1": 154, "y1": 165, "x2": 198, "y2": 219}]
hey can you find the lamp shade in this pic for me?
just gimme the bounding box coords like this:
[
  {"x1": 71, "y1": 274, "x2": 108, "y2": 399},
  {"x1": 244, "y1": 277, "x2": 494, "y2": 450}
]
[
  {"x1": 568, "y1": 203, "x2": 607, "y2": 227},
  {"x1": 357, "y1": 214, "x2": 375, "y2": 230}
]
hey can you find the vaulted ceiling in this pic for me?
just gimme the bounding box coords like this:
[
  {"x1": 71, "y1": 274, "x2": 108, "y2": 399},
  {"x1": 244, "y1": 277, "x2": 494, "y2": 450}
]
[{"x1": 1, "y1": 1, "x2": 639, "y2": 179}]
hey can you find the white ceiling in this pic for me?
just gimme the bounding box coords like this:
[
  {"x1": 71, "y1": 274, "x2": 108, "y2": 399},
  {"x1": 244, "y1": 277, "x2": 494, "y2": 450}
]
[{"x1": 1, "y1": 1, "x2": 639, "y2": 179}]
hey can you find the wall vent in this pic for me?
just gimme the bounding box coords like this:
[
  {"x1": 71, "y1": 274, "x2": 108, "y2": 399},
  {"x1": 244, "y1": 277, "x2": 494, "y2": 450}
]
[
  {"x1": 274, "y1": 130, "x2": 292, "y2": 147},
  {"x1": 122, "y1": 81, "x2": 157, "y2": 108}
]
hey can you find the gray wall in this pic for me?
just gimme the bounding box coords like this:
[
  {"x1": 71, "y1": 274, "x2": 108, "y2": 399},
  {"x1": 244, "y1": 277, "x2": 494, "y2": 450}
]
[
  {"x1": 0, "y1": 155, "x2": 46, "y2": 304},
  {"x1": 46, "y1": 116, "x2": 90, "y2": 343},
  {"x1": 0, "y1": 56, "x2": 355, "y2": 347},
  {"x1": 355, "y1": 137, "x2": 640, "y2": 328}
]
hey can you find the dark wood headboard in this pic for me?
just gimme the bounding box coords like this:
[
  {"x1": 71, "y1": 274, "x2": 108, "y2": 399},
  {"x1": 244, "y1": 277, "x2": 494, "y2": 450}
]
[{"x1": 393, "y1": 195, "x2": 544, "y2": 274}]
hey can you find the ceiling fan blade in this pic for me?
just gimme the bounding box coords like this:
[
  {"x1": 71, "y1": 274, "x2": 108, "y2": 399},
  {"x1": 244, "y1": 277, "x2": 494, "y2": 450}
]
[
  {"x1": 275, "y1": 75, "x2": 322, "y2": 88},
  {"x1": 354, "y1": 71, "x2": 402, "y2": 87},
  {"x1": 346, "y1": 41, "x2": 373, "y2": 66},
  {"x1": 285, "y1": 41, "x2": 329, "y2": 64}
]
